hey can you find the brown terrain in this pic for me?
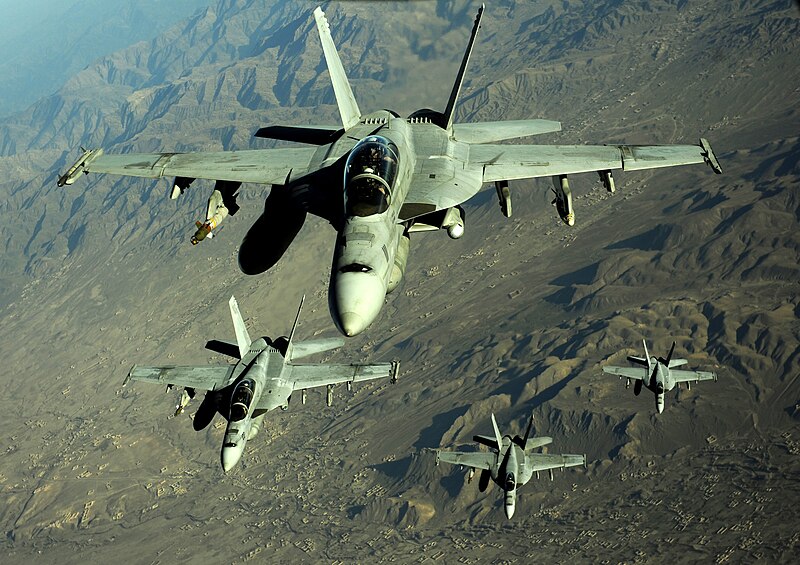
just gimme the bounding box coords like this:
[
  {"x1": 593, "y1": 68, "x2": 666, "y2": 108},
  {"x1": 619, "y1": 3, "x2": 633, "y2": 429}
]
[{"x1": 0, "y1": 1, "x2": 798, "y2": 563}]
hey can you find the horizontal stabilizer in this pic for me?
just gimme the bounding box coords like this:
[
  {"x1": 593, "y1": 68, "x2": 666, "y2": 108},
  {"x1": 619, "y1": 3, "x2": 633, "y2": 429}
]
[
  {"x1": 290, "y1": 337, "x2": 345, "y2": 361},
  {"x1": 205, "y1": 339, "x2": 241, "y2": 359},
  {"x1": 668, "y1": 358, "x2": 688, "y2": 368},
  {"x1": 473, "y1": 434, "x2": 499, "y2": 450},
  {"x1": 453, "y1": 119, "x2": 561, "y2": 143},
  {"x1": 254, "y1": 125, "x2": 342, "y2": 145},
  {"x1": 626, "y1": 355, "x2": 649, "y2": 367}
]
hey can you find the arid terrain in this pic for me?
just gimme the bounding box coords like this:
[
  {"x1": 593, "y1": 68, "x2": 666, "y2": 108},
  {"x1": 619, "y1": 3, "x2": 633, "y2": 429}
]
[{"x1": 1, "y1": 1, "x2": 798, "y2": 563}]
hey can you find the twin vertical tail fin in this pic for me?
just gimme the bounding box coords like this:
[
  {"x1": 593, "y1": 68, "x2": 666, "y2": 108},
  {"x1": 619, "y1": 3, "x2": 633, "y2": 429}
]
[
  {"x1": 642, "y1": 339, "x2": 652, "y2": 374},
  {"x1": 442, "y1": 4, "x2": 484, "y2": 130},
  {"x1": 519, "y1": 413, "x2": 535, "y2": 450},
  {"x1": 664, "y1": 341, "x2": 676, "y2": 366},
  {"x1": 490, "y1": 413, "x2": 504, "y2": 450},
  {"x1": 313, "y1": 7, "x2": 361, "y2": 130},
  {"x1": 229, "y1": 296, "x2": 252, "y2": 358},
  {"x1": 312, "y1": 4, "x2": 485, "y2": 133},
  {"x1": 284, "y1": 294, "x2": 305, "y2": 362}
]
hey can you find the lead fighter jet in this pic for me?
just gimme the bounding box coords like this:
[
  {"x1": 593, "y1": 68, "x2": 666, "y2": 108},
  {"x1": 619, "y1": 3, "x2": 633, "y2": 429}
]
[
  {"x1": 602, "y1": 340, "x2": 717, "y2": 413},
  {"x1": 435, "y1": 413, "x2": 585, "y2": 519},
  {"x1": 124, "y1": 295, "x2": 399, "y2": 472},
  {"x1": 58, "y1": 5, "x2": 723, "y2": 337}
]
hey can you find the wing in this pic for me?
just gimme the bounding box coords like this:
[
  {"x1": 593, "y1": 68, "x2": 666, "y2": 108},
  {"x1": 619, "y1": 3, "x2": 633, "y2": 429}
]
[
  {"x1": 401, "y1": 138, "x2": 721, "y2": 220},
  {"x1": 436, "y1": 450, "x2": 494, "y2": 471},
  {"x1": 469, "y1": 139, "x2": 721, "y2": 183},
  {"x1": 603, "y1": 365, "x2": 647, "y2": 381},
  {"x1": 124, "y1": 364, "x2": 235, "y2": 391},
  {"x1": 287, "y1": 361, "x2": 398, "y2": 390},
  {"x1": 671, "y1": 369, "x2": 717, "y2": 383},
  {"x1": 527, "y1": 453, "x2": 585, "y2": 472},
  {"x1": 58, "y1": 147, "x2": 318, "y2": 186}
]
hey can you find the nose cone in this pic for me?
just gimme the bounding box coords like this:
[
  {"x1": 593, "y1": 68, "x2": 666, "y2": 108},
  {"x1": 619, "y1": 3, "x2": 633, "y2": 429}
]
[
  {"x1": 221, "y1": 444, "x2": 244, "y2": 473},
  {"x1": 657, "y1": 394, "x2": 665, "y2": 414},
  {"x1": 504, "y1": 490, "x2": 516, "y2": 519},
  {"x1": 340, "y1": 312, "x2": 368, "y2": 337},
  {"x1": 332, "y1": 272, "x2": 385, "y2": 336}
]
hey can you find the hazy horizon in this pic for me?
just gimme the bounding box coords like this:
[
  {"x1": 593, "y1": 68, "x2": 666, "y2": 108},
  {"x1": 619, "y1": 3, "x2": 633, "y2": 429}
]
[{"x1": 0, "y1": 0, "x2": 211, "y2": 117}]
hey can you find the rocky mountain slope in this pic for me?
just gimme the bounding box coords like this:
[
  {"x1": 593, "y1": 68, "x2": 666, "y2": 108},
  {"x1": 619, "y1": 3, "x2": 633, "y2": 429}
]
[{"x1": 1, "y1": 0, "x2": 798, "y2": 563}]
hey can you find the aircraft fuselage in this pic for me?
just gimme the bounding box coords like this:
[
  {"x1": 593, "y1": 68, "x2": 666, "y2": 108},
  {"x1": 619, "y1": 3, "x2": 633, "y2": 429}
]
[
  {"x1": 329, "y1": 113, "x2": 416, "y2": 336},
  {"x1": 488, "y1": 438, "x2": 535, "y2": 520},
  {"x1": 220, "y1": 340, "x2": 293, "y2": 472},
  {"x1": 644, "y1": 361, "x2": 675, "y2": 414}
]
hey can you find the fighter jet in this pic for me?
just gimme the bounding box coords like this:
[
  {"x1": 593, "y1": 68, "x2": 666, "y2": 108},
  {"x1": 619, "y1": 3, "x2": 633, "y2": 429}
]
[
  {"x1": 602, "y1": 340, "x2": 717, "y2": 414},
  {"x1": 58, "y1": 5, "x2": 723, "y2": 337},
  {"x1": 435, "y1": 413, "x2": 585, "y2": 519},
  {"x1": 124, "y1": 295, "x2": 399, "y2": 472}
]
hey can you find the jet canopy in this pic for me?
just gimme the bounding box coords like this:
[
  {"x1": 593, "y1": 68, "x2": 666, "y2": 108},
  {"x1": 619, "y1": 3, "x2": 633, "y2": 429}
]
[
  {"x1": 230, "y1": 378, "x2": 255, "y2": 422},
  {"x1": 344, "y1": 135, "x2": 399, "y2": 217},
  {"x1": 504, "y1": 472, "x2": 516, "y2": 492}
]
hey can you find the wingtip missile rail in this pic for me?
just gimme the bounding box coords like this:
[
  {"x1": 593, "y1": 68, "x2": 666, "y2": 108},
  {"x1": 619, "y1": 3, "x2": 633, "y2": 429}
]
[
  {"x1": 57, "y1": 148, "x2": 103, "y2": 186},
  {"x1": 699, "y1": 138, "x2": 723, "y2": 174}
]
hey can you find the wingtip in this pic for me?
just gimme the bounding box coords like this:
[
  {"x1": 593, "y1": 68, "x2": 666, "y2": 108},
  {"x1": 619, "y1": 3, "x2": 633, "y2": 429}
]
[{"x1": 123, "y1": 366, "x2": 134, "y2": 387}]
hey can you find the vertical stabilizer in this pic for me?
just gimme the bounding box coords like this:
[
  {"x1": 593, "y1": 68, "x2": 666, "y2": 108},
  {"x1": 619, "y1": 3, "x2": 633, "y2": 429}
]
[
  {"x1": 520, "y1": 413, "x2": 535, "y2": 450},
  {"x1": 229, "y1": 296, "x2": 252, "y2": 358},
  {"x1": 442, "y1": 4, "x2": 484, "y2": 130},
  {"x1": 490, "y1": 413, "x2": 503, "y2": 450},
  {"x1": 313, "y1": 7, "x2": 361, "y2": 130},
  {"x1": 285, "y1": 295, "x2": 305, "y2": 361},
  {"x1": 664, "y1": 341, "x2": 676, "y2": 366},
  {"x1": 643, "y1": 339, "x2": 652, "y2": 374}
]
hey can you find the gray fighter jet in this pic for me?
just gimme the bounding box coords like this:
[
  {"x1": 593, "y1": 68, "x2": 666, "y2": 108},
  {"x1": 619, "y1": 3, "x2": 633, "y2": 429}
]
[
  {"x1": 124, "y1": 295, "x2": 399, "y2": 472},
  {"x1": 602, "y1": 340, "x2": 717, "y2": 413},
  {"x1": 435, "y1": 413, "x2": 585, "y2": 519},
  {"x1": 58, "y1": 5, "x2": 723, "y2": 337}
]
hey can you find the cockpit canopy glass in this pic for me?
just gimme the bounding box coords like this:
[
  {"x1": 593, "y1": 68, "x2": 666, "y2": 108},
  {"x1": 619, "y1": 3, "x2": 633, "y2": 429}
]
[
  {"x1": 504, "y1": 472, "x2": 516, "y2": 492},
  {"x1": 230, "y1": 378, "x2": 255, "y2": 422},
  {"x1": 344, "y1": 136, "x2": 399, "y2": 217}
]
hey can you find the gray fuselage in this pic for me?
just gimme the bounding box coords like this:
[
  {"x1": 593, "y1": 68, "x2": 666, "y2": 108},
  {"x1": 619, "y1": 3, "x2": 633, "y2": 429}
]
[{"x1": 220, "y1": 338, "x2": 293, "y2": 471}]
